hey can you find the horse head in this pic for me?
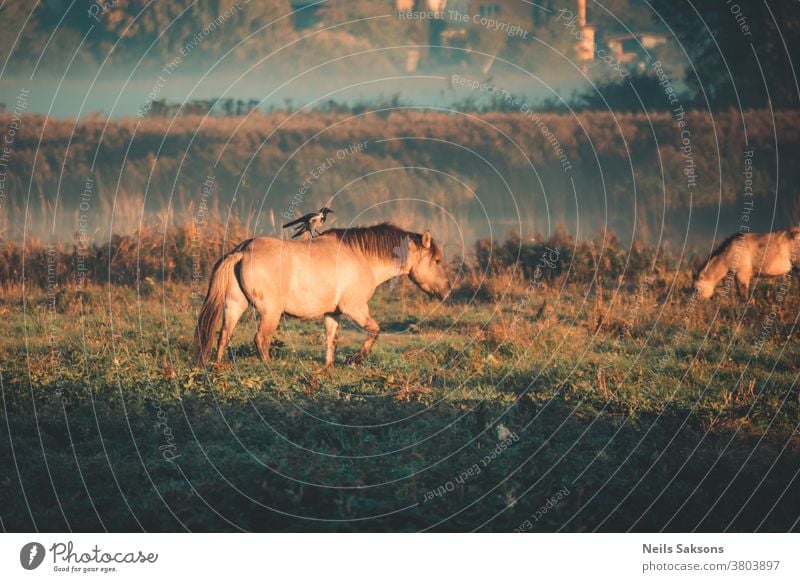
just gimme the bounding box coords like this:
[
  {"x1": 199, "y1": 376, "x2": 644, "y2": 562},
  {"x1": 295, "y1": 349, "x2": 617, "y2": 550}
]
[
  {"x1": 693, "y1": 271, "x2": 716, "y2": 299},
  {"x1": 407, "y1": 230, "x2": 451, "y2": 301}
]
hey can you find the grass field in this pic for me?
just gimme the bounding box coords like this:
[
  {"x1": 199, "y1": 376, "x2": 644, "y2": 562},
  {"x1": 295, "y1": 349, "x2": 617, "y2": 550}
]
[
  {"x1": 3, "y1": 109, "x2": 799, "y2": 244},
  {"x1": 1, "y1": 252, "x2": 799, "y2": 532}
]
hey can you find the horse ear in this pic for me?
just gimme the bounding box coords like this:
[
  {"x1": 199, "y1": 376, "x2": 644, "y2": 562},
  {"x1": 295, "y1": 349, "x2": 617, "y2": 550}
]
[{"x1": 422, "y1": 230, "x2": 432, "y2": 249}]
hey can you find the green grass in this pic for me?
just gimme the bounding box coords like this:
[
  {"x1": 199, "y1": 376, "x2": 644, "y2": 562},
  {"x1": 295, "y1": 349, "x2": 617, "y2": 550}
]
[{"x1": 1, "y1": 277, "x2": 798, "y2": 532}]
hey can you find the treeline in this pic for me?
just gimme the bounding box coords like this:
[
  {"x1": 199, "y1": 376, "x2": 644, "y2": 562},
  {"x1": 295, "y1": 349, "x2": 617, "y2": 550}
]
[
  {"x1": 0, "y1": 0, "x2": 546, "y2": 77},
  {"x1": 140, "y1": 95, "x2": 408, "y2": 118},
  {"x1": 134, "y1": 74, "x2": 699, "y2": 118},
  {"x1": 2, "y1": 1, "x2": 798, "y2": 110},
  {"x1": 0, "y1": 1, "x2": 643, "y2": 76},
  {"x1": 1, "y1": 1, "x2": 296, "y2": 74},
  {"x1": 145, "y1": 98, "x2": 261, "y2": 118}
]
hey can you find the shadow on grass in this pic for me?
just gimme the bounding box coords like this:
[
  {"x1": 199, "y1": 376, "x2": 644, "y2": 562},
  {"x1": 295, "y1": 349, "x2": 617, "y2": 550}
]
[{"x1": 2, "y1": 384, "x2": 797, "y2": 532}]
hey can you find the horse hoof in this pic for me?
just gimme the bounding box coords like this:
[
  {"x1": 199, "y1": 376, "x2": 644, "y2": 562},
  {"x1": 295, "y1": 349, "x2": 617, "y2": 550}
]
[{"x1": 348, "y1": 353, "x2": 365, "y2": 366}]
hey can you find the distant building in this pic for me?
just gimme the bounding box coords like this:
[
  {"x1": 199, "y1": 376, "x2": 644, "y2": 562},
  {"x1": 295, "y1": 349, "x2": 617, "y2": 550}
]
[
  {"x1": 390, "y1": 0, "x2": 669, "y2": 73},
  {"x1": 428, "y1": 0, "x2": 448, "y2": 17},
  {"x1": 573, "y1": 0, "x2": 596, "y2": 62},
  {"x1": 419, "y1": 0, "x2": 530, "y2": 56},
  {"x1": 394, "y1": 0, "x2": 448, "y2": 15},
  {"x1": 604, "y1": 31, "x2": 668, "y2": 68},
  {"x1": 572, "y1": 0, "x2": 668, "y2": 72},
  {"x1": 472, "y1": 1, "x2": 501, "y2": 18}
]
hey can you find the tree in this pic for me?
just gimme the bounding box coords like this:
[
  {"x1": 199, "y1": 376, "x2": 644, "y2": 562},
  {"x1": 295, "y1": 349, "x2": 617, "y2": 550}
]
[{"x1": 652, "y1": 0, "x2": 800, "y2": 109}]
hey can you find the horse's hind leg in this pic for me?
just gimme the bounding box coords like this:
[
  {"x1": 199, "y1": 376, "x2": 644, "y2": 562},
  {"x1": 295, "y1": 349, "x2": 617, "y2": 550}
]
[
  {"x1": 324, "y1": 313, "x2": 340, "y2": 366},
  {"x1": 216, "y1": 297, "x2": 248, "y2": 363},
  {"x1": 254, "y1": 310, "x2": 280, "y2": 362},
  {"x1": 342, "y1": 304, "x2": 380, "y2": 364}
]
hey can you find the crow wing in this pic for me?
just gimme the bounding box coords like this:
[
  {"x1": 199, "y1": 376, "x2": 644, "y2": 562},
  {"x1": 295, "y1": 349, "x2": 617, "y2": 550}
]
[{"x1": 282, "y1": 212, "x2": 314, "y2": 228}]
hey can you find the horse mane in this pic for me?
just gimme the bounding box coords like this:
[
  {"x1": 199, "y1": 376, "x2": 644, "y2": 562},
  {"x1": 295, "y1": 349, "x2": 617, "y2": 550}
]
[
  {"x1": 696, "y1": 231, "x2": 745, "y2": 276},
  {"x1": 320, "y1": 222, "x2": 439, "y2": 261}
]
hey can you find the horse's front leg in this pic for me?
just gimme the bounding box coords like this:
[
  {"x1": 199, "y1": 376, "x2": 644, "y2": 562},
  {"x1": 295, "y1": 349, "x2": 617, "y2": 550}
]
[
  {"x1": 324, "y1": 313, "x2": 340, "y2": 366},
  {"x1": 343, "y1": 305, "x2": 380, "y2": 364},
  {"x1": 734, "y1": 274, "x2": 751, "y2": 303},
  {"x1": 736, "y1": 280, "x2": 749, "y2": 302}
]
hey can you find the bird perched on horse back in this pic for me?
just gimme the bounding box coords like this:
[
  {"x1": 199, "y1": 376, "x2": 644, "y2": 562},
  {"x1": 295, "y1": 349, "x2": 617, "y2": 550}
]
[{"x1": 283, "y1": 207, "x2": 334, "y2": 239}]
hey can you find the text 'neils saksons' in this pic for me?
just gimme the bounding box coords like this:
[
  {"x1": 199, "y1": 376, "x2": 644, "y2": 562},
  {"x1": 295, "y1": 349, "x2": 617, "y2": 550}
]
[{"x1": 643, "y1": 544, "x2": 724, "y2": 554}]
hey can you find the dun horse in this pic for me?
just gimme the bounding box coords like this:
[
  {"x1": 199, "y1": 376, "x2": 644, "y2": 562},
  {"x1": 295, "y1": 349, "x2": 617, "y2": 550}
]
[
  {"x1": 693, "y1": 227, "x2": 800, "y2": 299},
  {"x1": 195, "y1": 223, "x2": 451, "y2": 366}
]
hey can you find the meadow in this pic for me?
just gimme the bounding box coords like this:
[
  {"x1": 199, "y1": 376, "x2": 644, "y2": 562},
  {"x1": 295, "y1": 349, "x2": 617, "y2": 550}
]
[
  {"x1": 3, "y1": 109, "x2": 799, "y2": 244},
  {"x1": 1, "y1": 226, "x2": 798, "y2": 532}
]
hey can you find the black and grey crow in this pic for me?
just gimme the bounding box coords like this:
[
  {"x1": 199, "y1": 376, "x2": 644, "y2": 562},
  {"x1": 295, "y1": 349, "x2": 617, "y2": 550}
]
[{"x1": 283, "y1": 207, "x2": 334, "y2": 239}]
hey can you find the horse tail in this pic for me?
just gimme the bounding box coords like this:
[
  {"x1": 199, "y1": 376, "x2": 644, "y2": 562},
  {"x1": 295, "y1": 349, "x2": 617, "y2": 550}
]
[{"x1": 195, "y1": 250, "x2": 244, "y2": 365}]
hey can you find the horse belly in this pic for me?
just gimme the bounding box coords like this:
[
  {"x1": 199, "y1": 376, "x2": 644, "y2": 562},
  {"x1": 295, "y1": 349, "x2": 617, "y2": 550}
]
[
  {"x1": 281, "y1": 280, "x2": 339, "y2": 317},
  {"x1": 761, "y1": 260, "x2": 791, "y2": 277},
  {"x1": 760, "y1": 248, "x2": 792, "y2": 276},
  {"x1": 280, "y1": 265, "x2": 341, "y2": 318}
]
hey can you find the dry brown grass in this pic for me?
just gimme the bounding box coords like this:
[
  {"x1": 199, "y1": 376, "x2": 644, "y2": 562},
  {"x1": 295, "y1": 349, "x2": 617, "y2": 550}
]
[{"x1": 2, "y1": 109, "x2": 798, "y2": 242}]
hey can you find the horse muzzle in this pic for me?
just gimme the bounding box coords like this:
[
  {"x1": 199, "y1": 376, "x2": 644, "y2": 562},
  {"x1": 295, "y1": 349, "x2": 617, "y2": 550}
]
[{"x1": 433, "y1": 288, "x2": 451, "y2": 302}]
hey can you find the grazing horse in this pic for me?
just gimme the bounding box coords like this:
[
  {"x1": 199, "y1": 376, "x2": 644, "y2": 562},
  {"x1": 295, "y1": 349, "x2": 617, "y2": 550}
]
[
  {"x1": 195, "y1": 223, "x2": 451, "y2": 366},
  {"x1": 693, "y1": 227, "x2": 800, "y2": 299}
]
